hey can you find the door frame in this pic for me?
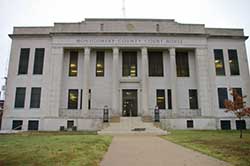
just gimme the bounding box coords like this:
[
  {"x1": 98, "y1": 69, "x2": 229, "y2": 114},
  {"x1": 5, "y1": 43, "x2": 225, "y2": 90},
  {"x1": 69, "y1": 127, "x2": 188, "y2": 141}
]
[{"x1": 121, "y1": 89, "x2": 138, "y2": 117}]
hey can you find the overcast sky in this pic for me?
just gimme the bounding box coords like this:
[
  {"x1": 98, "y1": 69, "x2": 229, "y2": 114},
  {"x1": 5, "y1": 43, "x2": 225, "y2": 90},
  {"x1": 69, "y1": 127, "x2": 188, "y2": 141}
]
[{"x1": 0, "y1": 0, "x2": 250, "y2": 96}]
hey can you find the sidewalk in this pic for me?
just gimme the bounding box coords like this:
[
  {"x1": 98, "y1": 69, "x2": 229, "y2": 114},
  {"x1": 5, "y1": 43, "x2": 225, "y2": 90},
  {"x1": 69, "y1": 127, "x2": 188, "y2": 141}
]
[{"x1": 100, "y1": 136, "x2": 230, "y2": 166}]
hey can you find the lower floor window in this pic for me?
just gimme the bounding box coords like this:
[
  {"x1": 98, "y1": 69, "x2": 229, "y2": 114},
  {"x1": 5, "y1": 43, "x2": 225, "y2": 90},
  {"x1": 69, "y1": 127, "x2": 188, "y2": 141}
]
[
  {"x1": 12, "y1": 120, "x2": 23, "y2": 130},
  {"x1": 236, "y1": 120, "x2": 246, "y2": 130},
  {"x1": 187, "y1": 120, "x2": 194, "y2": 128},
  {"x1": 28, "y1": 120, "x2": 39, "y2": 130},
  {"x1": 67, "y1": 120, "x2": 74, "y2": 129},
  {"x1": 220, "y1": 120, "x2": 231, "y2": 130}
]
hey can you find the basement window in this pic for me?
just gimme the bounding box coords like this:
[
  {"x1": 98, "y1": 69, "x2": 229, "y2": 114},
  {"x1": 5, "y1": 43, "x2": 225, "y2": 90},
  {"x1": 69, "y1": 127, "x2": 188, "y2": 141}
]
[{"x1": 187, "y1": 120, "x2": 194, "y2": 128}]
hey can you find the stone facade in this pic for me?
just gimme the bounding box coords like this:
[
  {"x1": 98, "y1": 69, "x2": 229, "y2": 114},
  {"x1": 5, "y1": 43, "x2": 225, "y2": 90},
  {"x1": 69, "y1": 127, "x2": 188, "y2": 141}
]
[{"x1": 1, "y1": 18, "x2": 250, "y2": 131}]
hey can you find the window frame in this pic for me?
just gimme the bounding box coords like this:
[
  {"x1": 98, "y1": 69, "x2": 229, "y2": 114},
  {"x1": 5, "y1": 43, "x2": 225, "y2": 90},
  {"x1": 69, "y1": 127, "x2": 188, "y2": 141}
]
[
  {"x1": 68, "y1": 89, "x2": 78, "y2": 109},
  {"x1": 214, "y1": 49, "x2": 225, "y2": 76},
  {"x1": 122, "y1": 51, "x2": 137, "y2": 77},
  {"x1": 148, "y1": 51, "x2": 164, "y2": 77},
  {"x1": 30, "y1": 87, "x2": 42, "y2": 108},
  {"x1": 33, "y1": 48, "x2": 45, "y2": 75},
  {"x1": 96, "y1": 51, "x2": 105, "y2": 77},
  {"x1": 189, "y1": 89, "x2": 198, "y2": 109},
  {"x1": 228, "y1": 49, "x2": 240, "y2": 75},
  {"x1": 156, "y1": 89, "x2": 166, "y2": 109},
  {"x1": 217, "y1": 88, "x2": 228, "y2": 109},
  {"x1": 176, "y1": 51, "x2": 190, "y2": 77},
  {"x1": 68, "y1": 51, "x2": 78, "y2": 77},
  {"x1": 18, "y1": 48, "x2": 30, "y2": 75},
  {"x1": 14, "y1": 87, "x2": 26, "y2": 108}
]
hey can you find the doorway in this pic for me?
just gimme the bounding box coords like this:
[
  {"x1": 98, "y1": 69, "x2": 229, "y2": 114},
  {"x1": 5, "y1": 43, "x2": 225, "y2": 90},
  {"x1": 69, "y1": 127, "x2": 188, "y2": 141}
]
[{"x1": 122, "y1": 89, "x2": 138, "y2": 116}]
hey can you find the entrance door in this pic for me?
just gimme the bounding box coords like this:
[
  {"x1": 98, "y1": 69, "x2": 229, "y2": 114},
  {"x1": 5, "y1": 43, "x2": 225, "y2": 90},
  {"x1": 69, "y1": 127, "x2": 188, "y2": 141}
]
[{"x1": 122, "y1": 89, "x2": 138, "y2": 116}]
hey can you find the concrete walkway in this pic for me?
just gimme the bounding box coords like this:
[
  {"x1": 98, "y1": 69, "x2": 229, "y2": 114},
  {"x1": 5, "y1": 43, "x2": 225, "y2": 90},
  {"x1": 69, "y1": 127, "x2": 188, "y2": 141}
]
[{"x1": 100, "y1": 136, "x2": 230, "y2": 166}]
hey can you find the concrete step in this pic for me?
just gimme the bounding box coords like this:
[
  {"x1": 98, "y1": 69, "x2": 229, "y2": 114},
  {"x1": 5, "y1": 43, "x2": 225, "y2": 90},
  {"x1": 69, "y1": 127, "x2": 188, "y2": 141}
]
[{"x1": 98, "y1": 117, "x2": 167, "y2": 136}]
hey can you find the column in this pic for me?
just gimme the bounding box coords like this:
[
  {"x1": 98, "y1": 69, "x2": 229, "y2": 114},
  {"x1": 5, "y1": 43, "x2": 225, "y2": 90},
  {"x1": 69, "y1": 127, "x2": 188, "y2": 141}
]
[
  {"x1": 83, "y1": 48, "x2": 90, "y2": 112},
  {"x1": 48, "y1": 46, "x2": 64, "y2": 117},
  {"x1": 169, "y1": 48, "x2": 178, "y2": 113},
  {"x1": 112, "y1": 48, "x2": 119, "y2": 116},
  {"x1": 141, "y1": 47, "x2": 149, "y2": 116},
  {"x1": 195, "y1": 48, "x2": 212, "y2": 116}
]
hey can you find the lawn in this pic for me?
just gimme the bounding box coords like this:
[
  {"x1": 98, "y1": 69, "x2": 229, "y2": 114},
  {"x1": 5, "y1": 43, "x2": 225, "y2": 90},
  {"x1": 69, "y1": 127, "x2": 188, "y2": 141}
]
[
  {"x1": 162, "y1": 130, "x2": 250, "y2": 166},
  {"x1": 0, "y1": 132, "x2": 112, "y2": 166}
]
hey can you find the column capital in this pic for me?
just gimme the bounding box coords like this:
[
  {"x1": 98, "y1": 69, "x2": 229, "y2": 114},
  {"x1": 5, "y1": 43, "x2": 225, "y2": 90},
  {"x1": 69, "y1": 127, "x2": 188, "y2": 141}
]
[
  {"x1": 84, "y1": 47, "x2": 90, "y2": 54},
  {"x1": 113, "y1": 47, "x2": 119, "y2": 54},
  {"x1": 169, "y1": 48, "x2": 176, "y2": 56},
  {"x1": 141, "y1": 47, "x2": 148, "y2": 55}
]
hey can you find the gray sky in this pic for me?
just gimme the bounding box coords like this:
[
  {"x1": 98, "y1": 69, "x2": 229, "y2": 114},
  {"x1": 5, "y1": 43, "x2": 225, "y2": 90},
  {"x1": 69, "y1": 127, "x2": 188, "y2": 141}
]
[{"x1": 0, "y1": 0, "x2": 250, "y2": 93}]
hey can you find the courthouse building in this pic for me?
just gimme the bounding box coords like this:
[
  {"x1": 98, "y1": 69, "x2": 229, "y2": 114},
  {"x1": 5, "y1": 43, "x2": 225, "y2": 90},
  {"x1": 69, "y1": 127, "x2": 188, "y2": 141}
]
[{"x1": 1, "y1": 18, "x2": 250, "y2": 131}]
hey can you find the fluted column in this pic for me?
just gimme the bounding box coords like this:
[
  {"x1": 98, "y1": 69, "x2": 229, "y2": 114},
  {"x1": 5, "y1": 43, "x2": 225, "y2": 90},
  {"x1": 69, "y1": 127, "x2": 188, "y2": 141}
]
[
  {"x1": 112, "y1": 48, "x2": 119, "y2": 116},
  {"x1": 169, "y1": 48, "x2": 178, "y2": 113},
  {"x1": 83, "y1": 48, "x2": 90, "y2": 111},
  {"x1": 195, "y1": 48, "x2": 212, "y2": 116},
  {"x1": 141, "y1": 47, "x2": 149, "y2": 116}
]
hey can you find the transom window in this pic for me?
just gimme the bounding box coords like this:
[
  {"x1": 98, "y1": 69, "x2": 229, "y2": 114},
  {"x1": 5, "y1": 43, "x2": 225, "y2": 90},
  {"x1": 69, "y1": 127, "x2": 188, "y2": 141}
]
[
  {"x1": 122, "y1": 51, "x2": 137, "y2": 77},
  {"x1": 148, "y1": 51, "x2": 163, "y2": 76},
  {"x1": 176, "y1": 52, "x2": 189, "y2": 77}
]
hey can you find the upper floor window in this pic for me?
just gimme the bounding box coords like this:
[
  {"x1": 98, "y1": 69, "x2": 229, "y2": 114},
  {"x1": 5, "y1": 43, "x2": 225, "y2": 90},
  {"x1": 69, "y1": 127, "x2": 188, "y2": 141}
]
[
  {"x1": 69, "y1": 51, "x2": 78, "y2": 77},
  {"x1": 214, "y1": 49, "x2": 225, "y2": 76},
  {"x1": 14, "y1": 87, "x2": 26, "y2": 108},
  {"x1": 176, "y1": 52, "x2": 189, "y2": 77},
  {"x1": 30, "y1": 87, "x2": 41, "y2": 108},
  {"x1": 218, "y1": 88, "x2": 228, "y2": 108},
  {"x1": 18, "y1": 48, "x2": 30, "y2": 75},
  {"x1": 33, "y1": 48, "x2": 45, "y2": 74},
  {"x1": 148, "y1": 51, "x2": 163, "y2": 76},
  {"x1": 156, "y1": 89, "x2": 165, "y2": 109},
  {"x1": 228, "y1": 49, "x2": 240, "y2": 75},
  {"x1": 68, "y1": 89, "x2": 78, "y2": 109},
  {"x1": 122, "y1": 51, "x2": 137, "y2": 77},
  {"x1": 189, "y1": 89, "x2": 198, "y2": 109},
  {"x1": 156, "y1": 24, "x2": 160, "y2": 32},
  {"x1": 96, "y1": 51, "x2": 105, "y2": 77},
  {"x1": 232, "y1": 88, "x2": 242, "y2": 101}
]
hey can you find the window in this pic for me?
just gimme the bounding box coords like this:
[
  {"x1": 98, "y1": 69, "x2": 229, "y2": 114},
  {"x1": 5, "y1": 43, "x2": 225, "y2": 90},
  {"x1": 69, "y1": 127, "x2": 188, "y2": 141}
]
[
  {"x1": 33, "y1": 48, "x2": 45, "y2": 74},
  {"x1": 189, "y1": 89, "x2": 198, "y2": 109},
  {"x1": 14, "y1": 87, "x2": 26, "y2": 108},
  {"x1": 122, "y1": 51, "x2": 137, "y2": 77},
  {"x1": 96, "y1": 51, "x2": 105, "y2": 76},
  {"x1": 28, "y1": 120, "x2": 39, "y2": 130},
  {"x1": 30, "y1": 87, "x2": 41, "y2": 108},
  {"x1": 232, "y1": 88, "x2": 242, "y2": 101},
  {"x1": 67, "y1": 120, "x2": 74, "y2": 129},
  {"x1": 228, "y1": 49, "x2": 240, "y2": 75},
  {"x1": 69, "y1": 51, "x2": 78, "y2": 76},
  {"x1": 88, "y1": 89, "x2": 91, "y2": 110},
  {"x1": 167, "y1": 89, "x2": 172, "y2": 109},
  {"x1": 218, "y1": 88, "x2": 228, "y2": 108},
  {"x1": 100, "y1": 24, "x2": 104, "y2": 31},
  {"x1": 220, "y1": 120, "x2": 231, "y2": 130},
  {"x1": 156, "y1": 89, "x2": 165, "y2": 109},
  {"x1": 156, "y1": 24, "x2": 160, "y2": 32},
  {"x1": 187, "y1": 120, "x2": 194, "y2": 128},
  {"x1": 80, "y1": 89, "x2": 83, "y2": 109},
  {"x1": 68, "y1": 89, "x2": 78, "y2": 109},
  {"x1": 148, "y1": 51, "x2": 163, "y2": 76},
  {"x1": 18, "y1": 48, "x2": 30, "y2": 74},
  {"x1": 214, "y1": 49, "x2": 225, "y2": 76},
  {"x1": 12, "y1": 120, "x2": 23, "y2": 130},
  {"x1": 236, "y1": 120, "x2": 246, "y2": 130},
  {"x1": 176, "y1": 52, "x2": 189, "y2": 77}
]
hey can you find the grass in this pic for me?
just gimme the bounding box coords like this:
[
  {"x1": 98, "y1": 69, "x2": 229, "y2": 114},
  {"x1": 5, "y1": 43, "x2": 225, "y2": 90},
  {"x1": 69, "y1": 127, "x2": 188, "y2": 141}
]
[
  {"x1": 162, "y1": 130, "x2": 250, "y2": 166},
  {"x1": 0, "y1": 131, "x2": 112, "y2": 166}
]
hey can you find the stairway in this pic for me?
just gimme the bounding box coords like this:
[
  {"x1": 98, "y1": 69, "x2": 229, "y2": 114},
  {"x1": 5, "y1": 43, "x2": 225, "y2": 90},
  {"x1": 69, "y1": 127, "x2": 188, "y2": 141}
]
[{"x1": 98, "y1": 117, "x2": 167, "y2": 135}]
